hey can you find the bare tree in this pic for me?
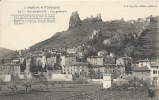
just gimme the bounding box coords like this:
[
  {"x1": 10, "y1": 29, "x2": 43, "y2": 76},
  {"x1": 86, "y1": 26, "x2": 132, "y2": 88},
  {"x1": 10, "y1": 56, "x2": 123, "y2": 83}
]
[
  {"x1": 22, "y1": 74, "x2": 37, "y2": 92},
  {"x1": 50, "y1": 81, "x2": 56, "y2": 88},
  {"x1": 7, "y1": 74, "x2": 19, "y2": 93},
  {"x1": 38, "y1": 74, "x2": 49, "y2": 88},
  {"x1": 8, "y1": 84, "x2": 18, "y2": 93},
  {"x1": 22, "y1": 82, "x2": 32, "y2": 92},
  {"x1": 58, "y1": 81, "x2": 65, "y2": 87},
  {"x1": 22, "y1": 80, "x2": 35, "y2": 92},
  {"x1": 0, "y1": 79, "x2": 2, "y2": 92}
]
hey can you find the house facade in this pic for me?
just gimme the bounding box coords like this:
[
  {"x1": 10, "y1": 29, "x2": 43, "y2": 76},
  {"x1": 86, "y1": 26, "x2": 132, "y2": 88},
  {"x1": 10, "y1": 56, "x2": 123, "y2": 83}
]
[
  {"x1": 116, "y1": 58, "x2": 125, "y2": 65},
  {"x1": 132, "y1": 66, "x2": 151, "y2": 80},
  {"x1": 46, "y1": 55, "x2": 57, "y2": 66},
  {"x1": 66, "y1": 47, "x2": 78, "y2": 54},
  {"x1": 0, "y1": 64, "x2": 21, "y2": 75},
  {"x1": 62, "y1": 62, "x2": 89, "y2": 75},
  {"x1": 89, "y1": 64, "x2": 125, "y2": 77},
  {"x1": 87, "y1": 56, "x2": 103, "y2": 65},
  {"x1": 98, "y1": 50, "x2": 108, "y2": 56},
  {"x1": 103, "y1": 56, "x2": 116, "y2": 64},
  {"x1": 132, "y1": 61, "x2": 159, "y2": 86},
  {"x1": 149, "y1": 63, "x2": 159, "y2": 82},
  {"x1": 60, "y1": 54, "x2": 76, "y2": 66}
]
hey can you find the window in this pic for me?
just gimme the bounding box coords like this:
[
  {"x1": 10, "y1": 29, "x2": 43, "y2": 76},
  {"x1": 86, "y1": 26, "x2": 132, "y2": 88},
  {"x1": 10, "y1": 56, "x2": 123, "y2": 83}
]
[
  {"x1": 153, "y1": 77, "x2": 158, "y2": 80},
  {"x1": 153, "y1": 70, "x2": 157, "y2": 74}
]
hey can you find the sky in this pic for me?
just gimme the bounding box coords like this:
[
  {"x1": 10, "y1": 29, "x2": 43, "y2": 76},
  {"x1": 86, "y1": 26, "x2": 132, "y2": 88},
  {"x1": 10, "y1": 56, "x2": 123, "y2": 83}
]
[{"x1": 0, "y1": 1, "x2": 159, "y2": 50}]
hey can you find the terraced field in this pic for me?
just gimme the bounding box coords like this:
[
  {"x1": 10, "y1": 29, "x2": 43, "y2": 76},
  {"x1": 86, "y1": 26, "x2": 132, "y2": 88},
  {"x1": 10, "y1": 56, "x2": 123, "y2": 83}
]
[{"x1": 0, "y1": 83, "x2": 159, "y2": 100}]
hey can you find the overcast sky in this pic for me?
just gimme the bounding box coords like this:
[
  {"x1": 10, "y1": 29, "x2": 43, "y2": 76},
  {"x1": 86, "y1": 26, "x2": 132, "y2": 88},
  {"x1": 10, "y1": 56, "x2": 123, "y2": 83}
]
[{"x1": 1, "y1": 1, "x2": 159, "y2": 50}]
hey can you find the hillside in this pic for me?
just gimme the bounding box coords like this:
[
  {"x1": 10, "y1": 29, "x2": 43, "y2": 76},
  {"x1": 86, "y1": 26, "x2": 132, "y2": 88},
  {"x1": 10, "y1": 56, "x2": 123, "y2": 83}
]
[
  {"x1": 0, "y1": 47, "x2": 14, "y2": 59},
  {"x1": 28, "y1": 12, "x2": 159, "y2": 59}
]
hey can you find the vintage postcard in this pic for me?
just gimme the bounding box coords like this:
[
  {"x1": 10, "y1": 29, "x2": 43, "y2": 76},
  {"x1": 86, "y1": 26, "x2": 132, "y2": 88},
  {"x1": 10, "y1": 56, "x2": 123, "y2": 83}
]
[{"x1": 0, "y1": 0, "x2": 159, "y2": 100}]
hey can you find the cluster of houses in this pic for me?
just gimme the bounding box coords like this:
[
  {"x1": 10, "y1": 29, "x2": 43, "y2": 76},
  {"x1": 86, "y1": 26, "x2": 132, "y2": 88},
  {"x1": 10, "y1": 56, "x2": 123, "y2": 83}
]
[
  {"x1": 132, "y1": 58, "x2": 159, "y2": 85},
  {"x1": 0, "y1": 44, "x2": 159, "y2": 86},
  {"x1": 0, "y1": 48, "x2": 128, "y2": 81}
]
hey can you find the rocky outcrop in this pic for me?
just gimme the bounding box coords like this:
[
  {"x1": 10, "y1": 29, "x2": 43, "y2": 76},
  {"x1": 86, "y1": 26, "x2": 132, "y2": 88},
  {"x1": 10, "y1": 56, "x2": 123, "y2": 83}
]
[
  {"x1": 89, "y1": 29, "x2": 102, "y2": 40},
  {"x1": 69, "y1": 11, "x2": 82, "y2": 28},
  {"x1": 69, "y1": 12, "x2": 103, "y2": 28}
]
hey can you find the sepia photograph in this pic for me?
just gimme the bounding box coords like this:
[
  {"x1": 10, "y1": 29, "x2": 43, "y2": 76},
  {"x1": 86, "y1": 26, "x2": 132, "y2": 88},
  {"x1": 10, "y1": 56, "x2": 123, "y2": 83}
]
[{"x1": 0, "y1": 0, "x2": 159, "y2": 100}]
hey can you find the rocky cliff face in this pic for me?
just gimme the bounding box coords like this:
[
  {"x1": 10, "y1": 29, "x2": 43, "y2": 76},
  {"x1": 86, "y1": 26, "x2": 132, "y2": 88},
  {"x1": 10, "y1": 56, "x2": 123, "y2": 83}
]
[{"x1": 69, "y1": 11, "x2": 82, "y2": 28}]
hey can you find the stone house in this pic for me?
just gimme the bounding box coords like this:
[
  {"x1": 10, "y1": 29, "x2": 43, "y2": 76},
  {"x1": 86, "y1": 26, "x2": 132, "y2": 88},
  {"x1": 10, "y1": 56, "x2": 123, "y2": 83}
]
[
  {"x1": 103, "y1": 56, "x2": 116, "y2": 64},
  {"x1": 0, "y1": 64, "x2": 21, "y2": 75},
  {"x1": 149, "y1": 63, "x2": 159, "y2": 82},
  {"x1": 87, "y1": 52, "x2": 116, "y2": 65},
  {"x1": 90, "y1": 64, "x2": 125, "y2": 77},
  {"x1": 98, "y1": 50, "x2": 108, "y2": 56},
  {"x1": 132, "y1": 66, "x2": 151, "y2": 80},
  {"x1": 0, "y1": 63, "x2": 21, "y2": 81},
  {"x1": 25, "y1": 58, "x2": 30, "y2": 73},
  {"x1": 62, "y1": 62, "x2": 89, "y2": 75},
  {"x1": 103, "y1": 38, "x2": 111, "y2": 45},
  {"x1": 46, "y1": 55, "x2": 57, "y2": 66},
  {"x1": 66, "y1": 47, "x2": 78, "y2": 54},
  {"x1": 60, "y1": 54, "x2": 76, "y2": 66},
  {"x1": 132, "y1": 61, "x2": 159, "y2": 86},
  {"x1": 87, "y1": 56, "x2": 103, "y2": 65},
  {"x1": 77, "y1": 51, "x2": 84, "y2": 58},
  {"x1": 116, "y1": 57, "x2": 125, "y2": 65}
]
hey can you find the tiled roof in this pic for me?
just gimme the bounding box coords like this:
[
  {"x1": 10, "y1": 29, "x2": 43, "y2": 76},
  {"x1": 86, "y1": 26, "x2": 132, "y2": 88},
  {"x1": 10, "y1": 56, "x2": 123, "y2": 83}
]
[
  {"x1": 91, "y1": 64, "x2": 123, "y2": 68},
  {"x1": 87, "y1": 56, "x2": 103, "y2": 58},
  {"x1": 1, "y1": 64, "x2": 21, "y2": 66},
  {"x1": 100, "y1": 50, "x2": 106, "y2": 52},
  {"x1": 132, "y1": 66, "x2": 150, "y2": 72},
  {"x1": 65, "y1": 54, "x2": 76, "y2": 57},
  {"x1": 68, "y1": 62, "x2": 89, "y2": 66},
  {"x1": 117, "y1": 64, "x2": 125, "y2": 67},
  {"x1": 103, "y1": 55, "x2": 115, "y2": 58},
  {"x1": 150, "y1": 62, "x2": 159, "y2": 66}
]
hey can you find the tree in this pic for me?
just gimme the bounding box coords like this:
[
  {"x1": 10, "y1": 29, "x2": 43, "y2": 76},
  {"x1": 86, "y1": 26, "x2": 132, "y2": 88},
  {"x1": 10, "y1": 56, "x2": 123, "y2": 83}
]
[
  {"x1": 20, "y1": 59, "x2": 26, "y2": 72},
  {"x1": 89, "y1": 68, "x2": 97, "y2": 79},
  {"x1": 58, "y1": 81, "x2": 65, "y2": 87},
  {"x1": 73, "y1": 73, "x2": 79, "y2": 80},
  {"x1": 50, "y1": 81, "x2": 56, "y2": 88},
  {"x1": 81, "y1": 69, "x2": 87, "y2": 77},
  {"x1": 37, "y1": 73, "x2": 49, "y2": 88},
  {"x1": 77, "y1": 77, "x2": 87, "y2": 85},
  {"x1": 0, "y1": 79, "x2": 3, "y2": 92},
  {"x1": 148, "y1": 89, "x2": 155, "y2": 98}
]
